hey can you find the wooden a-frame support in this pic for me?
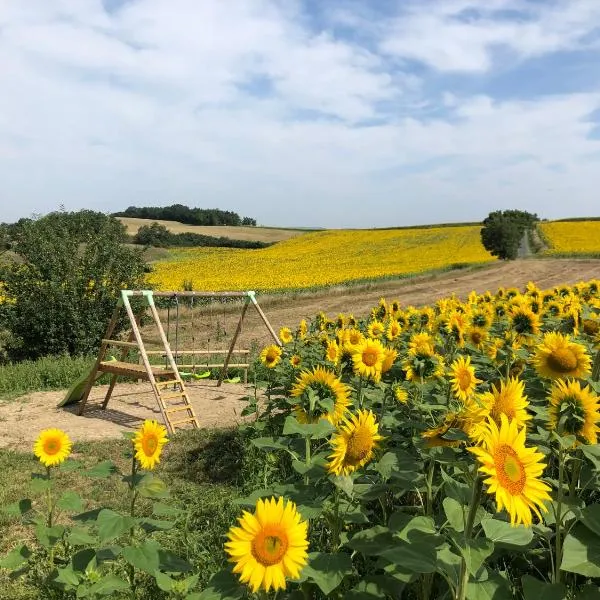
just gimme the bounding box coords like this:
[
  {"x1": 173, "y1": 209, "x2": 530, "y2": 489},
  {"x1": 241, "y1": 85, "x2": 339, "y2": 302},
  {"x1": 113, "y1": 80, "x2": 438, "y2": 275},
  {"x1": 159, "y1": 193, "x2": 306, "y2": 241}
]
[{"x1": 75, "y1": 290, "x2": 280, "y2": 433}]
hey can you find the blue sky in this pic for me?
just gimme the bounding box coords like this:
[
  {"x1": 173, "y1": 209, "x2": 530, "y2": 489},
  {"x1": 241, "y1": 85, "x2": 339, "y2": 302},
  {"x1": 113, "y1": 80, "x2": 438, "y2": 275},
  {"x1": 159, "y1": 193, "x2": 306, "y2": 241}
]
[{"x1": 1, "y1": 0, "x2": 599, "y2": 227}]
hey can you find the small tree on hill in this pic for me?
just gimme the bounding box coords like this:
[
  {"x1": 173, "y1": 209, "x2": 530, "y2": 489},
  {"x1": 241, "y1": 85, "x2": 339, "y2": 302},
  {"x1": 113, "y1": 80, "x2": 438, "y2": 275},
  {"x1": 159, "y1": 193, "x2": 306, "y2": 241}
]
[
  {"x1": 133, "y1": 222, "x2": 171, "y2": 247},
  {"x1": 0, "y1": 210, "x2": 147, "y2": 360},
  {"x1": 480, "y1": 210, "x2": 538, "y2": 260}
]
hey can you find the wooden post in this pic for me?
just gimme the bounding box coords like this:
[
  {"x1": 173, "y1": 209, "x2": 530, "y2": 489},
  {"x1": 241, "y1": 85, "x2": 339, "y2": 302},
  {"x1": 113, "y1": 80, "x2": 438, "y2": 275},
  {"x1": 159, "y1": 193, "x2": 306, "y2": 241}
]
[
  {"x1": 77, "y1": 302, "x2": 122, "y2": 416},
  {"x1": 217, "y1": 298, "x2": 250, "y2": 387},
  {"x1": 248, "y1": 292, "x2": 281, "y2": 345}
]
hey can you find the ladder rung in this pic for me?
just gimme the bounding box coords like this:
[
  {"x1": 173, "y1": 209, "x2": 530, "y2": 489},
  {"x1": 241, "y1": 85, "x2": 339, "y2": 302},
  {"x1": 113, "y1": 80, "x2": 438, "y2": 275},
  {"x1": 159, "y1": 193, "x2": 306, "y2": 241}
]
[
  {"x1": 155, "y1": 380, "x2": 182, "y2": 388},
  {"x1": 166, "y1": 406, "x2": 193, "y2": 415},
  {"x1": 170, "y1": 418, "x2": 199, "y2": 427},
  {"x1": 160, "y1": 392, "x2": 187, "y2": 401}
]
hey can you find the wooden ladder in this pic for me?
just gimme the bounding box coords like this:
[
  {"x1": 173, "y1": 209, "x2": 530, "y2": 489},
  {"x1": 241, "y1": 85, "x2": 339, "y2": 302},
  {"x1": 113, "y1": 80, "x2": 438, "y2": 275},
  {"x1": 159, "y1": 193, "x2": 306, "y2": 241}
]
[{"x1": 77, "y1": 290, "x2": 199, "y2": 434}]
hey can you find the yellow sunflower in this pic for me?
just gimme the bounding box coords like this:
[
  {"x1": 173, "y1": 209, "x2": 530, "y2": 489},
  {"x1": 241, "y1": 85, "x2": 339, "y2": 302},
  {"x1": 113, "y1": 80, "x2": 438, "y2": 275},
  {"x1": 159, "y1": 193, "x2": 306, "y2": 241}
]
[
  {"x1": 289, "y1": 354, "x2": 302, "y2": 368},
  {"x1": 352, "y1": 338, "x2": 385, "y2": 383},
  {"x1": 260, "y1": 344, "x2": 283, "y2": 368},
  {"x1": 290, "y1": 366, "x2": 351, "y2": 425},
  {"x1": 386, "y1": 319, "x2": 402, "y2": 341},
  {"x1": 327, "y1": 409, "x2": 384, "y2": 476},
  {"x1": 341, "y1": 328, "x2": 365, "y2": 355},
  {"x1": 297, "y1": 319, "x2": 308, "y2": 339},
  {"x1": 133, "y1": 420, "x2": 168, "y2": 470},
  {"x1": 279, "y1": 327, "x2": 293, "y2": 344},
  {"x1": 408, "y1": 332, "x2": 435, "y2": 356},
  {"x1": 533, "y1": 332, "x2": 591, "y2": 380},
  {"x1": 367, "y1": 320, "x2": 385, "y2": 339},
  {"x1": 225, "y1": 497, "x2": 308, "y2": 593},
  {"x1": 325, "y1": 340, "x2": 341, "y2": 365},
  {"x1": 422, "y1": 412, "x2": 471, "y2": 448},
  {"x1": 33, "y1": 429, "x2": 72, "y2": 467},
  {"x1": 469, "y1": 415, "x2": 551, "y2": 526},
  {"x1": 510, "y1": 306, "x2": 540, "y2": 338},
  {"x1": 476, "y1": 377, "x2": 531, "y2": 434},
  {"x1": 392, "y1": 384, "x2": 408, "y2": 404},
  {"x1": 381, "y1": 347, "x2": 398, "y2": 374},
  {"x1": 466, "y1": 326, "x2": 488, "y2": 350},
  {"x1": 547, "y1": 379, "x2": 600, "y2": 445},
  {"x1": 449, "y1": 355, "x2": 481, "y2": 401}
]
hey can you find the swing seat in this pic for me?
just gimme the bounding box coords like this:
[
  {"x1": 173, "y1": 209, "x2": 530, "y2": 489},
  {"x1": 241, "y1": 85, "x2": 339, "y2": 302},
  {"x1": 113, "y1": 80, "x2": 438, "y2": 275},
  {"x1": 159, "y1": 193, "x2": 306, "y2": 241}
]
[
  {"x1": 223, "y1": 376, "x2": 241, "y2": 384},
  {"x1": 192, "y1": 370, "x2": 211, "y2": 380}
]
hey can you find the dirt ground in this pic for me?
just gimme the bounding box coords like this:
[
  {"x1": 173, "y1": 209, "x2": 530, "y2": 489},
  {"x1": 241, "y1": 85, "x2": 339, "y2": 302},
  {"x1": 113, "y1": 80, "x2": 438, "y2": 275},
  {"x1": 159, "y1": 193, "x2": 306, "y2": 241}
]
[
  {"x1": 2, "y1": 258, "x2": 599, "y2": 450},
  {"x1": 0, "y1": 381, "x2": 253, "y2": 450}
]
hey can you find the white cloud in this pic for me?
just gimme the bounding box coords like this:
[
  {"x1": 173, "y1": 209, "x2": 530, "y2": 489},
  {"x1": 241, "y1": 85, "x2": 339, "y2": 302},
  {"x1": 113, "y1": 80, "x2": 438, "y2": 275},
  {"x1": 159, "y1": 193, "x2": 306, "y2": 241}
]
[{"x1": 0, "y1": 0, "x2": 599, "y2": 226}]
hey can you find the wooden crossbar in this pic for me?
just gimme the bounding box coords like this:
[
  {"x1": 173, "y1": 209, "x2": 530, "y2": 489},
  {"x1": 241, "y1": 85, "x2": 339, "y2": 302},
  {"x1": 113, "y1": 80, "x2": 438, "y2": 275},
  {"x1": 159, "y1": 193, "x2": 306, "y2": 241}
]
[
  {"x1": 98, "y1": 360, "x2": 175, "y2": 379},
  {"x1": 145, "y1": 349, "x2": 250, "y2": 355}
]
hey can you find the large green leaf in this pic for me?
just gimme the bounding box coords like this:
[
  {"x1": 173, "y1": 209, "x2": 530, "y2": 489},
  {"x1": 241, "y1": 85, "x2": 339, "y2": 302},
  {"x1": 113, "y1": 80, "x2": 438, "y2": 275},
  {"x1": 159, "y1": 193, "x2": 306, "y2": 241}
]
[
  {"x1": 282, "y1": 416, "x2": 335, "y2": 439},
  {"x1": 96, "y1": 509, "x2": 135, "y2": 543},
  {"x1": 458, "y1": 538, "x2": 494, "y2": 576},
  {"x1": 68, "y1": 526, "x2": 97, "y2": 546},
  {"x1": 2, "y1": 499, "x2": 32, "y2": 517},
  {"x1": 158, "y1": 548, "x2": 193, "y2": 573},
  {"x1": 54, "y1": 565, "x2": 80, "y2": 587},
  {"x1": 436, "y1": 544, "x2": 462, "y2": 587},
  {"x1": 301, "y1": 551, "x2": 353, "y2": 595},
  {"x1": 57, "y1": 491, "x2": 84, "y2": 512},
  {"x1": 331, "y1": 474, "x2": 354, "y2": 499},
  {"x1": 137, "y1": 473, "x2": 169, "y2": 499},
  {"x1": 482, "y1": 519, "x2": 533, "y2": 547},
  {"x1": 561, "y1": 523, "x2": 600, "y2": 577},
  {"x1": 35, "y1": 524, "x2": 65, "y2": 548},
  {"x1": 466, "y1": 571, "x2": 511, "y2": 600},
  {"x1": 0, "y1": 544, "x2": 32, "y2": 569},
  {"x1": 197, "y1": 569, "x2": 245, "y2": 600},
  {"x1": 85, "y1": 575, "x2": 130, "y2": 596},
  {"x1": 521, "y1": 575, "x2": 567, "y2": 600},
  {"x1": 122, "y1": 541, "x2": 160, "y2": 575},
  {"x1": 84, "y1": 460, "x2": 117, "y2": 478},
  {"x1": 443, "y1": 497, "x2": 466, "y2": 532},
  {"x1": 575, "y1": 584, "x2": 600, "y2": 599},
  {"x1": 346, "y1": 526, "x2": 395, "y2": 556},
  {"x1": 579, "y1": 504, "x2": 600, "y2": 537},
  {"x1": 379, "y1": 541, "x2": 438, "y2": 574}
]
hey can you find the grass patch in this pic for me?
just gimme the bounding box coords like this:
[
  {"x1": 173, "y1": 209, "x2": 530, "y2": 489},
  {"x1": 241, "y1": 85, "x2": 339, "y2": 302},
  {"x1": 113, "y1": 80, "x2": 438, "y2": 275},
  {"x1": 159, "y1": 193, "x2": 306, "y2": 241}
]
[
  {"x1": 0, "y1": 355, "x2": 99, "y2": 401},
  {"x1": 0, "y1": 428, "x2": 258, "y2": 599}
]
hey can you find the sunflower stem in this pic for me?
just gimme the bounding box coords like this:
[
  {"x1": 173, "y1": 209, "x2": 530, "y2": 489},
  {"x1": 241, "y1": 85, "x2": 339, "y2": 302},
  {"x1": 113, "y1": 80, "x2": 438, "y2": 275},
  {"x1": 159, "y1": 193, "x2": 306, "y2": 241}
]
[
  {"x1": 128, "y1": 453, "x2": 138, "y2": 597},
  {"x1": 46, "y1": 466, "x2": 53, "y2": 528},
  {"x1": 456, "y1": 475, "x2": 483, "y2": 600},
  {"x1": 554, "y1": 445, "x2": 565, "y2": 584},
  {"x1": 304, "y1": 436, "x2": 311, "y2": 486}
]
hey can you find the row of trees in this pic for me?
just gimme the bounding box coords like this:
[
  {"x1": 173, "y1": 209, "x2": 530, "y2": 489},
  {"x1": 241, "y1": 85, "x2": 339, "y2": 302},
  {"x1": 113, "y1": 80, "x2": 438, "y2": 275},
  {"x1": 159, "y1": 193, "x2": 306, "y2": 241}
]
[
  {"x1": 133, "y1": 222, "x2": 269, "y2": 249},
  {"x1": 480, "y1": 209, "x2": 539, "y2": 260},
  {"x1": 114, "y1": 204, "x2": 257, "y2": 227}
]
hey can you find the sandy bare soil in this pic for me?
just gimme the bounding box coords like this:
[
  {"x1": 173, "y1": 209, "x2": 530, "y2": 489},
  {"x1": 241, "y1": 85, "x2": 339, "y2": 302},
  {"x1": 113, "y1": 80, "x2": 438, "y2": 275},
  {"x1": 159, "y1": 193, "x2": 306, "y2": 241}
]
[
  {"x1": 0, "y1": 381, "x2": 253, "y2": 450},
  {"x1": 2, "y1": 258, "x2": 598, "y2": 450}
]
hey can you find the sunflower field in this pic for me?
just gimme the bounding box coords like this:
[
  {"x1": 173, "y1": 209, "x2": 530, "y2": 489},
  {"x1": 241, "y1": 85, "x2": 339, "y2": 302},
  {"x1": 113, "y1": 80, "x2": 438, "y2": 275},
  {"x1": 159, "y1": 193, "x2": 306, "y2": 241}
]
[
  {"x1": 147, "y1": 225, "x2": 493, "y2": 292},
  {"x1": 540, "y1": 221, "x2": 600, "y2": 256},
  {"x1": 3, "y1": 279, "x2": 600, "y2": 599},
  {"x1": 217, "y1": 278, "x2": 600, "y2": 598}
]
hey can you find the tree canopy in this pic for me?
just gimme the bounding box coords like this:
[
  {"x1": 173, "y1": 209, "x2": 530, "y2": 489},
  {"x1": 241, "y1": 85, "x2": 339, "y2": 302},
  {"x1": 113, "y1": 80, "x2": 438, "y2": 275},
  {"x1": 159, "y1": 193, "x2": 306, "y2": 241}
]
[{"x1": 480, "y1": 210, "x2": 538, "y2": 260}]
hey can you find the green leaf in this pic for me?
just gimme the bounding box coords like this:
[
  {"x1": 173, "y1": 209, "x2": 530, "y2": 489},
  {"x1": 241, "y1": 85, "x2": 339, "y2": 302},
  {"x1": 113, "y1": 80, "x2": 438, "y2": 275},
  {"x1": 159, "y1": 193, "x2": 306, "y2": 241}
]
[
  {"x1": 301, "y1": 551, "x2": 353, "y2": 595},
  {"x1": 197, "y1": 569, "x2": 245, "y2": 600},
  {"x1": 122, "y1": 542, "x2": 160, "y2": 575},
  {"x1": 443, "y1": 497, "x2": 466, "y2": 532},
  {"x1": 35, "y1": 524, "x2": 65, "y2": 548},
  {"x1": 283, "y1": 415, "x2": 335, "y2": 439},
  {"x1": 375, "y1": 452, "x2": 398, "y2": 481},
  {"x1": 96, "y1": 509, "x2": 135, "y2": 543},
  {"x1": 85, "y1": 460, "x2": 117, "y2": 478},
  {"x1": 30, "y1": 476, "x2": 52, "y2": 492},
  {"x1": 458, "y1": 538, "x2": 494, "y2": 576},
  {"x1": 466, "y1": 571, "x2": 511, "y2": 600},
  {"x1": 155, "y1": 571, "x2": 174, "y2": 592},
  {"x1": 251, "y1": 436, "x2": 293, "y2": 453},
  {"x1": 57, "y1": 491, "x2": 84, "y2": 512},
  {"x1": 0, "y1": 545, "x2": 32, "y2": 569},
  {"x1": 86, "y1": 575, "x2": 130, "y2": 596},
  {"x1": 68, "y1": 527, "x2": 97, "y2": 546},
  {"x1": 331, "y1": 474, "x2": 353, "y2": 499},
  {"x1": 73, "y1": 508, "x2": 102, "y2": 523},
  {"x1": 436, "y1": 544, "x2": 462, "y2": 587},
  {"x1": 158, "y1": 548, "x2": 192, "y2": 573},
  {"x1": 579, "y1": 504, "x2": 600, "y2": 537},
  {"x1": 153, "y1": 502, "x2": 183, "y2": 518},
  {"x1": 137, "y1": 473, "x2": 169, "y2": 499},
  {"x1": 2, "y1": 499, "x2": 32, "y2": 517},
  {"x1": 561, "y1": 523, "x2": 600, "y2": 577},
  {"x1": 54, "y1": 565, "x2": 80, "y2": 587},
  {"x1": 481, "y1": 519, "x2": 533, "y2": 547},
  {"x1": 521, "y1": 575, "x2": 567, "y2": 600},
  {"x1": 139, "y1": 518, "x2": 175, "y2": 533},
  {"x1": 575, "y1": 584, "x2": 600, "y2": 600},
  {"x1": 379, "y1": 541, "x2": 439, "y2": 574},
  {"x1": 346, "y1": 526, "x2": 395, "y2": 556},
  {"x1": 58, "y1": 459, "x2": 83, "y2": 472},
  {"x1": 72, "y1": 548, "x2": 96, "y2": 572}
]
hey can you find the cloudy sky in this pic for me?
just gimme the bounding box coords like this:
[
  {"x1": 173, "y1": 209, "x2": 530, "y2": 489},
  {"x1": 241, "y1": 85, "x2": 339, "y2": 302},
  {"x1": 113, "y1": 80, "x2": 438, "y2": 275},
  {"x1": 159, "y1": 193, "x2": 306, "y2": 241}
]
[{"x1": 1, "y1": 0, "x2": 600, "y2": 227}]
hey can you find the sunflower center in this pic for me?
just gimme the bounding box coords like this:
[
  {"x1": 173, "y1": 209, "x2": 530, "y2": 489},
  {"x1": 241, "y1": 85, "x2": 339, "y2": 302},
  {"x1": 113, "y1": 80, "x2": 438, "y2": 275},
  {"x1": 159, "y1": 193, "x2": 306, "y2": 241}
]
[
  {"x1": 546, "y1": 348, "x2": 578, "y2": 373},
  {"x1": 457, "y1": 370, "x2": 473, "y2": 391},
  {"x1": 251, "y1": 526, "x2": 289, "y2": 566},
  {"x1": 494, "y1": 444, "x2": 526, "y2": 495},
  {"x1": 345, "y1": 426, "x2": 373, "y2": 465},
  {"x1": 266, "y1": 350, "x2": 279, "y2": 364},
  {"x1": 470, "y1": 330, "x2": 483, "y2": 344},
  {"x1": 513, "y1": 314, "x2": 535, "y2": 334},
  {"x1": 362, "y1": 348, "x2": 379, "y2": 367},
  {"x1": 142, "y1": 434, "x2": 159, "y2": 456},
  {"x1": 43, "y1": 438, "x2": 61, "y2": 456}
]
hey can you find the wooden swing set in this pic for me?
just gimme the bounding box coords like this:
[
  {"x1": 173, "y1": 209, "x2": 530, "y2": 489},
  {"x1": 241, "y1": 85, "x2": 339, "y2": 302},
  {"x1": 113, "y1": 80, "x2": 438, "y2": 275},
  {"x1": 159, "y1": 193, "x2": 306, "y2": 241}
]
[{"x1": 68, "y1": 290, "x2": 280, "y2": 434}]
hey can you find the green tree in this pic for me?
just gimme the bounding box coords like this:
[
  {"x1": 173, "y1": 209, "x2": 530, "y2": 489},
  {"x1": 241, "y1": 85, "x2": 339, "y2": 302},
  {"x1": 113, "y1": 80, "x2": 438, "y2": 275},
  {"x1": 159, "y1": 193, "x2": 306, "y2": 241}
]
[
  {"x1": 0, "y1": 210, "x2": 147, "y2": 360},
  {"x1": 133, "y1": 222, "x2": 171, "y2": 247},
  {"x1": 480, "y1": 210, "x2": 538, "y2": 260}
]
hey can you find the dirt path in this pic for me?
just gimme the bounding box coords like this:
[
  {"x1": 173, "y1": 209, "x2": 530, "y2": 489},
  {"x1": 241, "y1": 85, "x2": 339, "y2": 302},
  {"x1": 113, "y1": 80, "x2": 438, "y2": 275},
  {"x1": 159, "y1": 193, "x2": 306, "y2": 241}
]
[{"x1": 2, "y1": 258, "x2": 598, "y2": 450}]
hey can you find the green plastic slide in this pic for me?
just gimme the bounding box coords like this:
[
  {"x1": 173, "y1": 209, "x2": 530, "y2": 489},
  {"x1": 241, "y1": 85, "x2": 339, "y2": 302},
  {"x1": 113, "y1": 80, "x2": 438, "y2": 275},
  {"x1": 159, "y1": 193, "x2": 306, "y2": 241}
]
[{"x1": 57, "y1": 357, "x2": 116, "y2": 408}]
